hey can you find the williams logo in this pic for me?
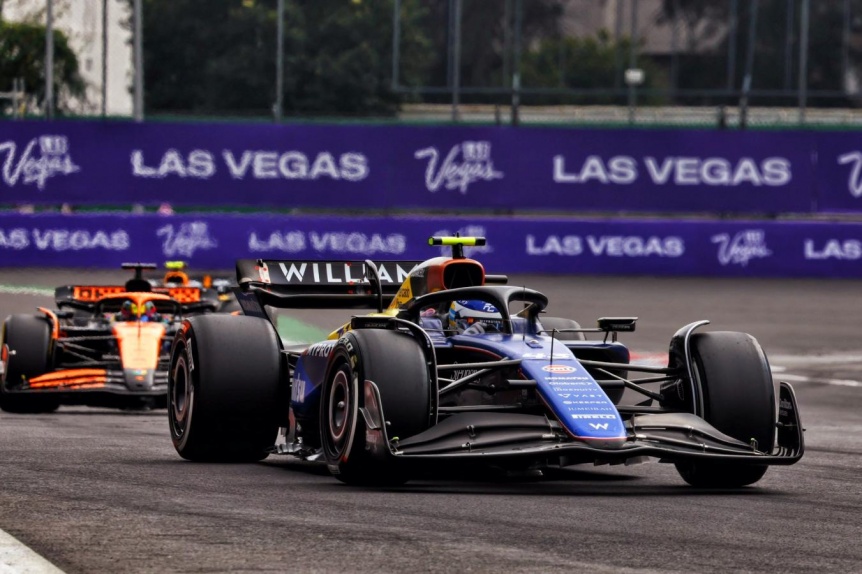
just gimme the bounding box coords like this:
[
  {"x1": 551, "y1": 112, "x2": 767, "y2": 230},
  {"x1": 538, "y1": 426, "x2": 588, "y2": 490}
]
[
  {"x1": 414, "y1": 141, "x2": 503, "y2": 194},
  {"x1": 157, "y1": 222, "x2": 218, "y2": 258},
  {"x1": 712, "y1": 230, "x2": 772, "y2": 266},
  {"x1": 0, "y1": 135, "x2": 80, "y2": 190},
  {"x1": 542, "y1": 364, "x2": 577, "y2": 374}
]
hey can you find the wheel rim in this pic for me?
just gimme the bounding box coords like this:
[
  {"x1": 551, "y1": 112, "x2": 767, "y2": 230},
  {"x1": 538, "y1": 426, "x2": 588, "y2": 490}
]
[
  {"x1": 328, "y1": 368, "x2": 351, "y2": 449},
  {"x1": 169, "y1": 347, "x2": 193, "y2": 440}
]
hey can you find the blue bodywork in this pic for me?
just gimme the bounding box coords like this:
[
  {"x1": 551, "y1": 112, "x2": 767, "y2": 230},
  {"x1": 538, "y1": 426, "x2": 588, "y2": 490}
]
[{"x1": 291, "y1": 328, "x2": 628, "y2": 444}]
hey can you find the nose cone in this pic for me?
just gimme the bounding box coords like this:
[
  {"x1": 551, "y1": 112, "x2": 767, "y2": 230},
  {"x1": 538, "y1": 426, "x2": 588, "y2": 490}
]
[{"x1": 124, "y1": 368, "x2": 155, "y2": 391}]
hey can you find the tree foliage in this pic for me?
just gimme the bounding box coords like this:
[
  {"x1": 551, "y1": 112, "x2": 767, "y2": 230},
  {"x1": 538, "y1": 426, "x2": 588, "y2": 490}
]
[
  {"x1": 0, "y1": 20, "x2": 85, "y2": 115},
  {"x1": 130, "y1": 0, "x2": 430, "y2": 117},
  {"x1": 417, "y1": 0, "x2": 566, "y2": 100},
  {"x1": 521, "y1": 31, "x2": 668, "y2": 105}
]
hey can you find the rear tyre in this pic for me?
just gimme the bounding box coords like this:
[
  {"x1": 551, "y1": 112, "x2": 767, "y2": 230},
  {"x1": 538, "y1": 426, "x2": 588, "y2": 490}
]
[
  {"x1": 320, "y1": 329, "x2": 432, "y2": 486},
  {"x1": 169, "y1": 315, "x2": 283, "y2": 462},
  {"x1": 539, "y1": 317, "x2": 585, "y2": 341},
  {"x1": 675, "y1": 331, "x2": 776, "y2": 488},
  {"x1": 1, "y1": 315, "x2": 59, "y2": 414}
]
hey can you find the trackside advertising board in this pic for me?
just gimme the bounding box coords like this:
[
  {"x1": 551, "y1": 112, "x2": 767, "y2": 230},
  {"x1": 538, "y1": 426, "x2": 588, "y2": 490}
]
[
  {"x1": 1, "y1": 213, "x2": 860, "y2": 278},
  {"x1": 1, "y1": 119, "x2": 861, "y2": 214}
]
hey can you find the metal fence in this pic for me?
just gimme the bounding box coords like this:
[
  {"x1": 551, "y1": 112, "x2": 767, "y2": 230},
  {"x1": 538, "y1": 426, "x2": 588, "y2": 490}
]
[
  {"x1": 5, "y1": 0, "x2": 862, "y2": 127},
  {"x1": 396, "y1": 0, "x2": 862, "y2": 126}
]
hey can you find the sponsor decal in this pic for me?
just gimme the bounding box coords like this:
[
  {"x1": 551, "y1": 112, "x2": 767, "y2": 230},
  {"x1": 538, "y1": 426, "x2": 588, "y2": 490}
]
[
  {"x1": 291, "y1": 373, "x2": 307, "y2": 403},
  {"x1": 562, "y1": 400, "x2": 610, "y2": 405},
  {"x1": 526, "y1": 234, "x2": 684, "y2": 257},
  {"x1": 450, "y1": 368, "x2": 480, "y2": 380},
  {"x1": 275, "y1": 261, "x2": 414, "y2": 285},
  {"x1": 550, "y1": 383, "x2": 593, "y2": 391},
  {"x1": 542, "y1": 364, "x2": 577, "y2": 374},
  {"x1": 157, "y1": 222, "x2": 218, "y2": 258},
  {"x1": 257, "y1": 262, "x2": 271, "y2": 283},
  {"x1": 306, "y1": 342, "x2": 336, "y2": 358},
  {"x1": 712, "y1": 229, "x2": 772, "y2": 266},
  {"x1": 804, "y1": 239, "x2": 861, "y2": 260},
  {"x1": 0, "y1": 227, "x2": 129, "y2": 251},
  {"x1": 0, "y1": 135, "x2": 80, "y2": 190},
  {"x1": 248, "y1": 231, "x2": 406, "y2": 255},
  {"x1": 415, "y1": 141, "x2": 503, "y2": 193},
  {"x1": 589, "y1": 423, "x2": 610, "y2": 430},
  {"x1": 570, "y1": 414, "x2": 617, "y2": 419},
  {"x1": 131, "y1": 149, "x2": 369, "y2": 182},
  {"x1": 837, "y1": 151, "x2": 862, "y2": 198},
  {"x1": 522, "y1": 352, "x2": 571, "y2": 360},
  {"x1": 553, "y1": 154, "x2": 791, "y2": 187}
]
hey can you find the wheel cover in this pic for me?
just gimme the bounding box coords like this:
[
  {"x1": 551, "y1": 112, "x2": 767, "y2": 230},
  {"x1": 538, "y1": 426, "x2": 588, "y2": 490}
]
[
  {"x1": 169, "y1": 348, "x2": 194, "y2": 441},
  {"x1": 327, "y1": 369, "x2": 351, "y2": 449}
]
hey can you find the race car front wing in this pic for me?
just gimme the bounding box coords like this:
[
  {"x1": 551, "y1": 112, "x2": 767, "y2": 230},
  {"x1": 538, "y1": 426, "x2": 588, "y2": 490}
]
[{"x1": 359, "y1": 379, "x2": 804, "y2": 467}]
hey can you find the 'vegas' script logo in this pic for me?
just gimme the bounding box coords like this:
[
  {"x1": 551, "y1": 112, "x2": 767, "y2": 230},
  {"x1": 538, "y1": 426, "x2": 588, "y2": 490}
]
[
  {"x1": 838, "y1": 151, "x2": 862, "y2": 198},
  {"x1": 712, "y1": 230, "x2": 772, "y2": 266},
  {"x1": 0, "y1": 135, "x2": 80, "y2": 190},
  {"x1": 157, "y1": 222, "x2": 217, "y2": 258},
  {"x1": 414, "y1": 141, "x2": 503, "y2": 193}
]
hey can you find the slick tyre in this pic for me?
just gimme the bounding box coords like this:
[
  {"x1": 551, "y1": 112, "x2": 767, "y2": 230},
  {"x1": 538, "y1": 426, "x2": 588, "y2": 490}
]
[
  {"x1": 675, "y1": 331, "x2": 776, "y2": 488},
  {"x1": 169, "y1": 315, "x2": 283, "y2": 462},
  {"x1": 320, "y1": 329, "x2": 433, "y2": 486},
  {"x1": 539, "y1": 317, "x2": 585, "y2": 341},
  {"x1": 0, "y1": 315, "x2": 59, "y2": 414}
]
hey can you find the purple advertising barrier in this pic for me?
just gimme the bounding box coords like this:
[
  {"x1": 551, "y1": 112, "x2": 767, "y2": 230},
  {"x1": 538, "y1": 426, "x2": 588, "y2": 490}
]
[
  {"x1": 0, "y1": 120, "x2": 821, "y2": 214},
  {"x1": 1, "y1": 213, "x2": 861, "y2": 278}
]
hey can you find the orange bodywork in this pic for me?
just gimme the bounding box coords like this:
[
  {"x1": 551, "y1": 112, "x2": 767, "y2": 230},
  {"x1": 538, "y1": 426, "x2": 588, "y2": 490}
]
[
  {"x1": 112, "y1": 322, "x2": 166, "y2": 370},
  {"x1": 159, "y1": 286, "x2": 200, "y2": 303},
  {"x1": 29, "y1": 369, "x2": 107, "y2": 389},
  {"x1": 71, "y1": 285, "x2": 200, "y2": 303},
  {"x1": 37, "y1": 307, "x2": 61, "y2": 339}
]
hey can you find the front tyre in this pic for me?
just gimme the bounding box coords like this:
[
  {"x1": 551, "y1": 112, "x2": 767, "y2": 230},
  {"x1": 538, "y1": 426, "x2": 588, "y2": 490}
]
[
  {"x1": 0, "y1": 315, "x2": 59, "y2": 414},
  {"x1": 169, "y1": 315, "x2": 283, "y2": 462},
  {"x1": 675, "y1": 331, "x2": 776, "y2": 488},
  {"x1": 321, "y1": 329, "x2": 433, "y2": 486}
]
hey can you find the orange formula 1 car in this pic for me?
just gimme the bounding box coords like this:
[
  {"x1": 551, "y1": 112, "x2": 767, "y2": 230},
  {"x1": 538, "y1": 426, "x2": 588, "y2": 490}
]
[{"x1": 0, "y1": 264, "x2": 219, "y2": 412}]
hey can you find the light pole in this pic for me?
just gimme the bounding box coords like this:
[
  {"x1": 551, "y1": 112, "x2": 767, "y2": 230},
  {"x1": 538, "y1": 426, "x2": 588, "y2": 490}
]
[
  {"x1": 274, "y1": 0, "x2": 284, "y2": 122},
  {"x1": 451, "y1": 0, "x2": 461, "y2": 122},
  {"x1": 626, "y1": 0, "x2": 640, "y2": 125},
  {"x1": 739, "y1": 0, "x2": 759, "y2": 129},
  {"x1": 133, "y1": 0, "x2": 143, "y2": 122},
  {"x1": 102, "y1": 0, "x2": 108, "y2": 117},
  {"x1": 798, "y1": 0, "x2": 810, "y2": 124},
  {"x1": 45, "y1": 0, "x2": 54, "y2": 118}
]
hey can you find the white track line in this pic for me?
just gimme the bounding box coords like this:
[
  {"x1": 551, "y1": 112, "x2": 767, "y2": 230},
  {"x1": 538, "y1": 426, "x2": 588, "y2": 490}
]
[
  {"x1": 0, "y1": 529, "x2": 64, "y2": 573},
  {"x1": 0, "y1": 286, "x2": 54, "y2": 297},
  {"x1": 633, "y1": 353, "x2": 862, "y2": 388}
]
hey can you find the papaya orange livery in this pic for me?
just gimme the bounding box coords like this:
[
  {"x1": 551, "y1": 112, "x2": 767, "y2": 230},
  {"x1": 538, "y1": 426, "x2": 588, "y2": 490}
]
[{"x1": 0, "y1": 263, "x2": 223, "y2": 412}]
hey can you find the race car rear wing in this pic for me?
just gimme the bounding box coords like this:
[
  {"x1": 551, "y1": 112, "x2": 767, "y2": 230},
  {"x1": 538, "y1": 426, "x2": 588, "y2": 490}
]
[
  {"x1": 235, "y1": 258, "x2": 422, "y2": 313},
  {"x1": 54, "y1": 285, "x2": 219, "y2": 313}
]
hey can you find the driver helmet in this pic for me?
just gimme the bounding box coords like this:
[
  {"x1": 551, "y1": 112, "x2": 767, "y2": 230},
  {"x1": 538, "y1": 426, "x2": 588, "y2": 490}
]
[
  {"x1": 141, "y1": 301, "x2": 158, "y2": 322},
  {"x1": 119, "y1": 300, "x2": 137, "y2": 321},
  {"x1": 449, "y1": 300, "x2": 503, "y2": 334}
]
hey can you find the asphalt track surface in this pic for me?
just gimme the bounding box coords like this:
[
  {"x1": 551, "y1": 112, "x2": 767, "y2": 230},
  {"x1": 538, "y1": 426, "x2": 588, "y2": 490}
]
[{"x1": 0, "y1": 269, "x2": 860, "y2": 573}]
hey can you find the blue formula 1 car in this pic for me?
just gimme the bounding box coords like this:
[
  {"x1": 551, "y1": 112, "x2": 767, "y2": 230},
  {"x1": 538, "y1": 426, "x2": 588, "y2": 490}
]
[{"x1": 167, "y1": 237, "x2": 803, "y2": 488}]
